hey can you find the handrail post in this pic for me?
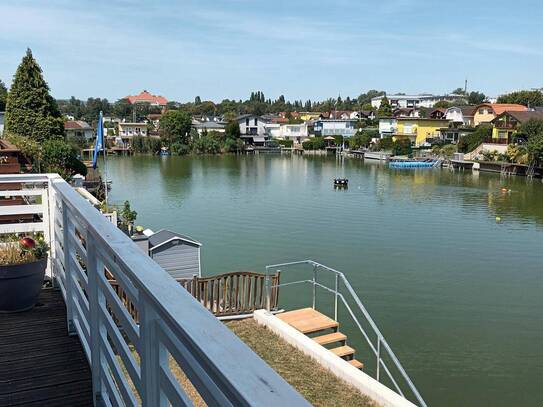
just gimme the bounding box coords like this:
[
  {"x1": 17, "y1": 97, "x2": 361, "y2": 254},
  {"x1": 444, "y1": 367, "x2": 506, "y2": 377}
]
[
  {"x1": 312, "y1": 265, "x2": 317, "y2": 310},
  {"x1": 87, "y1": 232, "x2": 105, "y2": 405},
  {"x1": 334, "y1": 273, "x2": 339, "y2": 321},
  {"x1": 140, "y1": 297, "x2": 167, "y2": 406},
  {"x1": 61, "y1": 201, "x2": 76, "y2": 335},
  {"x1": 376, "y1": 336, "x2": 381, "y2": 381},
  {"x1": 264, "y1": 267, "x2": 271, "y2": 311}
]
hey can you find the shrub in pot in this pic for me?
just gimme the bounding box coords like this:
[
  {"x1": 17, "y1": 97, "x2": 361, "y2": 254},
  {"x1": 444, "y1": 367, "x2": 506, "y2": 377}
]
[{"x1": 0, "y1": 236, "x2": 49, "y2": 313}]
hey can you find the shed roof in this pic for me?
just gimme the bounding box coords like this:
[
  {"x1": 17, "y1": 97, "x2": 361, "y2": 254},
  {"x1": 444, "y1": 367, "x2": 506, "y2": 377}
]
[{"x1": 148, "y1": 229, "x2": 201, "y2": 251}]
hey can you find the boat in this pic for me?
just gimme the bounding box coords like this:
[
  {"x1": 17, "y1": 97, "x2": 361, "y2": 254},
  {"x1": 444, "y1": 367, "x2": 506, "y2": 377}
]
[
  {"x1": 333, "y1": 178, "x2": 348, "y2": 188},
  {"x1": 389, "y1": 159, "x2": 439, "y2": 169},
  {"x1": 160, "y1": 147, "x2": 171, "y2": 156}
]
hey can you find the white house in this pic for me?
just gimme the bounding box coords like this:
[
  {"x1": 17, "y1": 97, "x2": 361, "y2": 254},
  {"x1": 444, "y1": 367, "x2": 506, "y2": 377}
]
[
  {"x1": 371, "y1": 94, "x2": 466, "y2": 109},
  {"x1": 117, "y1": 122, "x2": 148, "y2": 140},
  {"x1": 193, "y1": 121, "x2": 226, "y2": 135},
  {"x1": 267, "y1": 123, "x2": 310, "y2": 145},
  {"x1": 237, "y1": 114, "x2": 270, "y2": 145},
  {"x1": 378, "y1": 118, "x2": 397, "y2": 138},
  {"x1": 314, "y1": 119, "x2": 357, "y2": 137},
  {"x1": 445, "y1": 106, "x2": 476, "y2": 126},
  {"x1": 64, "y1": 120, "x2": 94, "y2": 140}
]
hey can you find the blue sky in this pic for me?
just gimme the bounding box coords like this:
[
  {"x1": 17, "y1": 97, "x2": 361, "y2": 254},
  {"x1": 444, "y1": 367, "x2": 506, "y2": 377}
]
[{"x1": 1, "y1": 0, "x2": 542, "y2": 102}]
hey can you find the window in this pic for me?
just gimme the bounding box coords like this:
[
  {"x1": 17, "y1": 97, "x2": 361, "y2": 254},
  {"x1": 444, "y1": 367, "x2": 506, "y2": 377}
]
[
  {"x1": 245, "y1": 118, "x2": 249, "y2": 126},
  {"x1": 254, "y1": 118, "x2": 257, "y2": 126}
]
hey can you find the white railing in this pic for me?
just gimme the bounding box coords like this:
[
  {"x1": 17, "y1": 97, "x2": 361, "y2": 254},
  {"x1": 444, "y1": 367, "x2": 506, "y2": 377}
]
[
  {"x1": 0, "y1": 174, "x2": 309, "y2": 407},
  {"x1": 265, "y1": 260, "x2": 427, "y2": 407}
]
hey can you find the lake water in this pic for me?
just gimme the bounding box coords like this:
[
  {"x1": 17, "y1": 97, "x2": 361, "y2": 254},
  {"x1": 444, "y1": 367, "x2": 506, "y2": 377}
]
[{"x1": 107, "y1": 154, "x2": 543, "y2": 407}]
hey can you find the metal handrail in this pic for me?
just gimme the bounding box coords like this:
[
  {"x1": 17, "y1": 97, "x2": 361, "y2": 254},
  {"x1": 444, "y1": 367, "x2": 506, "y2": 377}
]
[{"x1": 265, "y1": 260, "x2": 427, "y2": 407}]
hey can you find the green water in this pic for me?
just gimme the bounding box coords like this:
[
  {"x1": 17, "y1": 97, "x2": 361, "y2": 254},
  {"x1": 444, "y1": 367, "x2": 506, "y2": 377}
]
[{"x1": 107, "y1": 154, "x2": 543, "y2": 407}]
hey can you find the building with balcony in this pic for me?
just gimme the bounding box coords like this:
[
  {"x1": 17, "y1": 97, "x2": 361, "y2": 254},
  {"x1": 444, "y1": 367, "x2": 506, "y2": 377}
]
[
  {"x1": 445, "y1": 106, "x2": 476, "y2": 126},
  {"x1": 237, "y1": 114, "x2": 270, "y2": 145},
  {"x1": 117, "y1": 122, "x2": 148, "y2": 141},
  {"x1": 267, "y1": 123, "x2": 310, "y2": 145},
  {"x1": 490, "y1": 110, "x2": 543, "y2": 143},
  {"x1": 393, "y1": 118, "x2": 449, "y2": 146},
  {"x1": 371, "y1": 94, "x2": 465, "y2": 109},
  {"x1": 473, "y1": 103, "x2": 528, "y2": 126},
  {"x1": 314, "y1": 119, "x2": 357, "y2": 138},
  {"x1": 65, "y1": 120, "x2": 94, "y2": 141}
]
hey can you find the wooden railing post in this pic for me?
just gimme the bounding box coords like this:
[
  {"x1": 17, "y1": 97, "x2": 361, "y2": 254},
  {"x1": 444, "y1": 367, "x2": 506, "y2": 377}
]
[{"x1": 61, "y1": 201, "x2": 76, "y2": 335}]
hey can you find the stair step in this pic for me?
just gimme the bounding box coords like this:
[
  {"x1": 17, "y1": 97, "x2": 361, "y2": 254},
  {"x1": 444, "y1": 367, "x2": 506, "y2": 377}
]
[
  {"x1": 348, "y1": 359, "x2": 364, "y2": 369},
  {"x1": 277, "y1": 308, "x2": 339, "y2": 334},
  {"x1": 330, "y1": 345, "x2": 355, "y2": 358},
  {"x1": 313, "y1": 332, "x2": 347, "y2": 346}
]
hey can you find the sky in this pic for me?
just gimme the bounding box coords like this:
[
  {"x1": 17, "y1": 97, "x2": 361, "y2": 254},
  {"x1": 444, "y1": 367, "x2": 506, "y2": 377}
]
[{"x1": 1, "y1": 0, "x2": 542, "y2": 103}]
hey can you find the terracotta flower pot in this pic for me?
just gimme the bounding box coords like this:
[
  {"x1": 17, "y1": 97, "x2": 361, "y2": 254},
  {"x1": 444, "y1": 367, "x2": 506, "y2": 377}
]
[{"x1": 0, "y1": 257, "x2": 47, "y2": 313}]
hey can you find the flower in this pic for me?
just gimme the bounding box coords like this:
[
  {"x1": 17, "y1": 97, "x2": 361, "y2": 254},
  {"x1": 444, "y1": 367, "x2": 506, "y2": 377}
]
[{"x1": 19, "y1": 237, "x2": 36, "y2": 250}]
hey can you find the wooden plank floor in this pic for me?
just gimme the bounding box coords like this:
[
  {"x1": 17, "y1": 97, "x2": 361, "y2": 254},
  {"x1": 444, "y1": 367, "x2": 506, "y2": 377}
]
[
  {"x1": 277, "y1": 307, "x2": 339, "y2": 333},
  {"x1": 0, "y1": 289, "x2": 93, "y2": 407}
]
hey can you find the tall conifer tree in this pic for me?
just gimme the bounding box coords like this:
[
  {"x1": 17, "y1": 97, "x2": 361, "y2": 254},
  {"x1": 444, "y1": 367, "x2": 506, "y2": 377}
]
[{"x1": 5, "y1": 48, "x2": 64, "y2": 141}]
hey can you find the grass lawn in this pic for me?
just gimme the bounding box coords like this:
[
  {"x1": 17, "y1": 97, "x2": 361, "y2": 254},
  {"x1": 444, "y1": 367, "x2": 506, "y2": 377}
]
[{"x1": 226, "y1": 319, "x2": 378, "y2": 407}]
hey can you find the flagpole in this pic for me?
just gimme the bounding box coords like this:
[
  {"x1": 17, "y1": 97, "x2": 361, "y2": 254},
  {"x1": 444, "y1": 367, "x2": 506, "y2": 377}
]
[{"x1": 101, "y1": 111, "x2": 109, "y2": 208}]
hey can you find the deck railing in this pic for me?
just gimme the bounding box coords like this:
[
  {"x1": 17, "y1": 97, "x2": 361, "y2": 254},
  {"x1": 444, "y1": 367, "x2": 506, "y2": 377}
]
[
  {"x1": 0, "y1": 174, "x2": 309, "y2": 407},
  {"x1": 265, "y1": 260, "x2": 427, "y2": 407}
]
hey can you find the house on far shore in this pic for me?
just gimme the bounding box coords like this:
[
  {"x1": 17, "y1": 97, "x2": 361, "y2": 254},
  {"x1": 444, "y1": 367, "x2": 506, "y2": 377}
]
[
  {"x1": 490, "y1": 111, "x2": 543, "y2": 143},
  {"x1": 237, "y1": 114, "x2": 270, "y2": 145},
  {"x1": 126, "y1": 90, "x2": 168, "y2": 107},
  {"x1": 133, "y1": 229, "x2": 202, "y2": 280},
  {"x1": 64, "y1": 120, "x2": 94, "y2": 141},
  {"x1": 473, "y1": 103, "x2": 527, "y2": 126},
  {"x1": 117, "y1": 122, "x2": 148, "y2": 139},
  {"x1": 0, "y1": 111, "x2": 4, "y2": 136},
  {"x1": 445, "y1": 106, "x2": 476, "y2": 126},
  {"x1": 193, "y1": 121, "x2": 226, "y2": 135}
]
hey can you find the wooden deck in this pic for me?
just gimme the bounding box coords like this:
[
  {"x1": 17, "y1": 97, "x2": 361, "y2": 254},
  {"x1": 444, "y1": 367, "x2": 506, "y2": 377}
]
[{"x1": 0, "y1": 289, "x2": 93, "y2": 407}]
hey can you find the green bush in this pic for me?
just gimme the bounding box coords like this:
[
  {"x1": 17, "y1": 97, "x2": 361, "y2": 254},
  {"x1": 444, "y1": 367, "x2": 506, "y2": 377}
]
[
  {"x1": 192, "y1": 132, "x2": 222, "y2": 154},
  {"x1": 392, "y1": 137, "x2": 412, "y2": 156},
  {"x1": 170, "y1": 142, "x2": 190, "y2": 155},
  {"x1": 42, "y1": 139, "x2": 87, "y2": 178},
  {"x1": 457, "y1": 125, "x2": 492, "y2": 153},
  {"x1": 302, "y1": 137, "x2": 325, "y2": 150},
  {"x1": 132, "y1": 136, "x2": 162, "y2": 154},
  {"x1": 375, "y1": 136, "x2": 394, "y2": 151},
  {"x1": 277, "y1": 139, "x2": 293, "y2": 148}
]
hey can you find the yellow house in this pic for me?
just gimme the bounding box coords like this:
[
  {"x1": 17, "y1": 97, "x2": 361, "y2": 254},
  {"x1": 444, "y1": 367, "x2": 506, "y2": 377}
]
[
  {"x1": 394, "y1": 118, "x2": 448, "y2": 146},
  {"x1": 299, "y1": 112, "x2": 322, "y2": 121},
  {"x1": 491, "y1": 111, "x2": 543, "y2": 143},
  {"x1": 473, "y1": 103, "x2": 527, "y2": 126}
]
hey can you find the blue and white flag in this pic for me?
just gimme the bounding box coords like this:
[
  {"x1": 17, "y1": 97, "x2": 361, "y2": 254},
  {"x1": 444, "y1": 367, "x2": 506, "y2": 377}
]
[{"x1": 92, "y1": 111, "x2": 104, "y2": 169}]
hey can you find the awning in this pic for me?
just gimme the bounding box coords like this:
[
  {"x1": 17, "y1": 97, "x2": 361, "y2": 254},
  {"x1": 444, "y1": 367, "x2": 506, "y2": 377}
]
[{"x1": 253, "y1": 137, "x2": 266, "y2": 142}]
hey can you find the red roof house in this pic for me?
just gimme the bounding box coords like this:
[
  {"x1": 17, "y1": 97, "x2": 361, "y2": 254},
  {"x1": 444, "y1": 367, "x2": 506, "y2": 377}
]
[{"x1": 126, "y1": 90, "x2": 168, "y2": 106}]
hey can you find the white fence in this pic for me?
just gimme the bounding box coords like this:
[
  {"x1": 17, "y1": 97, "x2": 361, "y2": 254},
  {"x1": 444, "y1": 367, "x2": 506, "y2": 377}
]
[{"x1": 0, "y1": 174, "x2": 309, "y2": 407}]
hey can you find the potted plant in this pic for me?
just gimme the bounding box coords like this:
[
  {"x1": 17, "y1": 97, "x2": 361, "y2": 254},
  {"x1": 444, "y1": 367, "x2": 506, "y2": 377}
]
[{"x1": 0, "y1": 236, "x2": 49, "y2": 313}]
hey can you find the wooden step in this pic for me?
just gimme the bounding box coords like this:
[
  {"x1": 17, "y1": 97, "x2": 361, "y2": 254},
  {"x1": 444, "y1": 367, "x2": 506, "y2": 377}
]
[
  {"x1": 348, "y1": 359, "x2": 364, "y2": 369},
  {"x1": 277, "y1": 308, "x2": 339, "y2": 334},
  {"x1": 330, "y1": 345, "x2": 355, "y2": 358},
  {"x1": 312, "y1": 332, "x2": 347, "y2": 346}
]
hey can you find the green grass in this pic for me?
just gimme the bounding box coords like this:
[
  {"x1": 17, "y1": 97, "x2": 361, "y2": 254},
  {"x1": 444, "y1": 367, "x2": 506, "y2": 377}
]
[{"x1": 227, "y1": 319, "x2": 378, "y2": 407}]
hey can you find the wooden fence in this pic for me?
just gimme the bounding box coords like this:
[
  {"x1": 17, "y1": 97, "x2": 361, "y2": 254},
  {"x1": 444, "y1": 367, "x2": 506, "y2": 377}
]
[{"x1": 109, "y1": 271, "x2": 280, "y2": 321}]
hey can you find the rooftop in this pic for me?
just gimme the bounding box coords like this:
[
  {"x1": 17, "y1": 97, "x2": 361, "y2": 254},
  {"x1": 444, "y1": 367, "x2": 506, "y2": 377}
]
[
  {"x1": 64, "y1": 120, "x2": 92, "y2": 130},
  {"x1": 126, "y1": 90, "x2": 168, "y2": 106}
]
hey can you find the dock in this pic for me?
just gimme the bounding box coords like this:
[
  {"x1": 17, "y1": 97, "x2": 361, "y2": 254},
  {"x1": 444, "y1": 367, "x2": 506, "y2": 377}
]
[{"x1": 0, "y1": 289, "x2": 93, "y2": 407}]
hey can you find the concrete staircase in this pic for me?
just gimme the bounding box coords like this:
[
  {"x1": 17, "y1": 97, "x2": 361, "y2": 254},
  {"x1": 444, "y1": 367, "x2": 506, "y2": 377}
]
[{"x1": 277, "y1": 308, "x2": 364, "y2": 369}]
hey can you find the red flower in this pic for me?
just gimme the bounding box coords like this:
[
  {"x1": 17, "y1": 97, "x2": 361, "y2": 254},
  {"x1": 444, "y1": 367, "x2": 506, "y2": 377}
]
[{"x1": 20, "y1": 237, "x2": 36, "y2": 250}]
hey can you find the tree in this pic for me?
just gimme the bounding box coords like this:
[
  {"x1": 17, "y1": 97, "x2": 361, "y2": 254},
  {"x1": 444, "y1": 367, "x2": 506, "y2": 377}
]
[
  {"x1": 4, "y1": 48, "x2": 64, "y2": 141},
  {"x1": 497, "y1": 90, "x2": 543, "y2": 107},
  {"x1": 41, "y1": 139, "x2": 88, "y2": 179},
  {"x1": 467, "y1": 91, "x2": 486, "y2": 105},
  {"x1": 0, "y1": 79, "x2": 7, "y2": 111},
  {"x1": 392, "y1": 137, "x2": 412, "y2": 156},
  {"x1": 451, "y1": 87, "x2": 466, "y2": 95},
  {"x1": 377, "y1": 96, "x2": 392, "y2": 117},
  {"x1": 434, "y1": 100, "x2": 451, "y2": 109},
  {"x1": 159, "y1": 110, "x2": 192, "y2": 149},
  {"x1": 194, "y1": 96, "x2": 201, "y2": 105},
  {"x1": 225, "y1": 121, "x2": 241, "y2": 139},
  {"x1": 112, "y1": 98, "x2": 133, "y2": 120},
  {"x1": 457, "y1": 124, "x2": 492, "y2": 153},
  {"x1": 517, "y1": 118, "x2": 543, "y2": 163}
]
